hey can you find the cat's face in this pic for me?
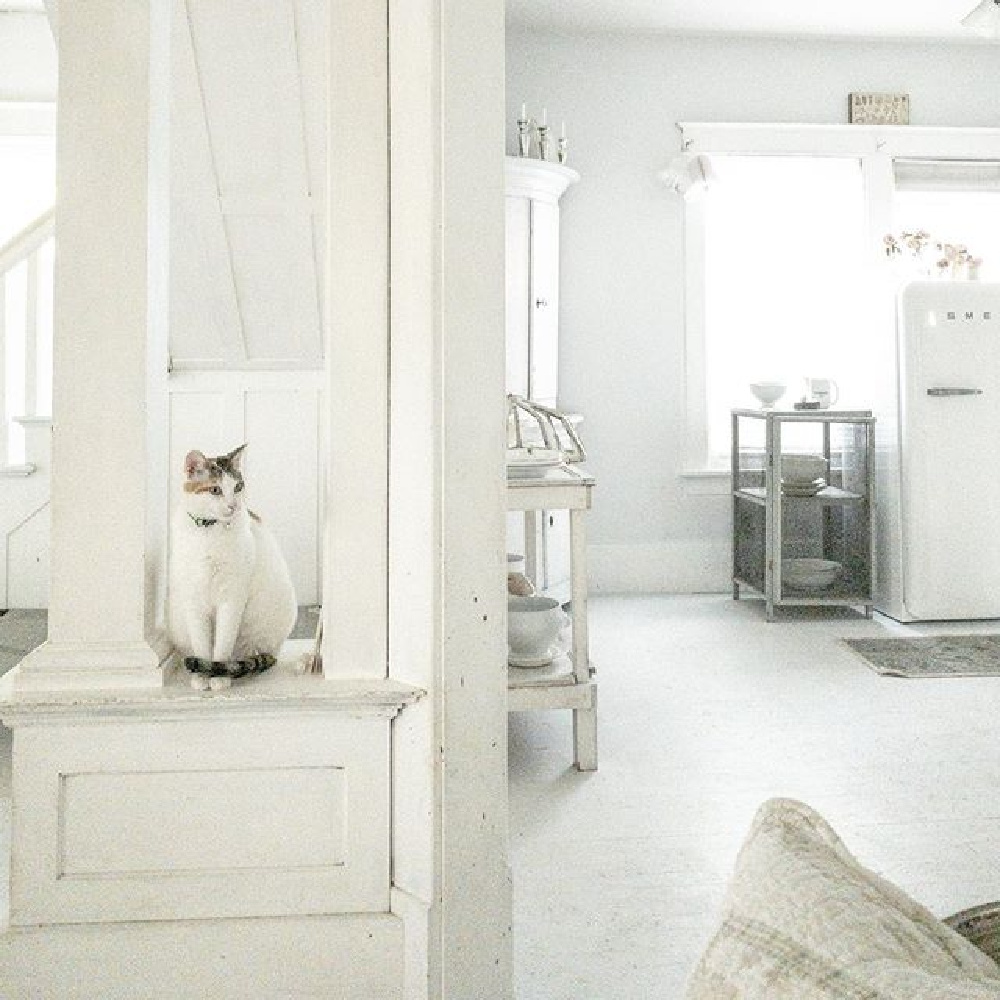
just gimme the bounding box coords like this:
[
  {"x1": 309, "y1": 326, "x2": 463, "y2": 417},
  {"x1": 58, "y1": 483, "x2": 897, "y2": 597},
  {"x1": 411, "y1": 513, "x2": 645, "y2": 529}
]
[{"x1": 182, "y1": 444, "x2": 247, "y2": 523}]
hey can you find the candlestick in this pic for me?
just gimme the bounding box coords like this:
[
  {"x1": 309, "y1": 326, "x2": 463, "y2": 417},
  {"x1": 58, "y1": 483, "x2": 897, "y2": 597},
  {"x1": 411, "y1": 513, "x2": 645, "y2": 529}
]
[
  {"x1": 517, "y1": 116, "x2": 533, "y2": 157},
  {"x1": 557, "y1": 134, "x2": 568, "y2": 164},
  {"x1": 536, "y1": 123, "x2": 549, "y2": 161}
]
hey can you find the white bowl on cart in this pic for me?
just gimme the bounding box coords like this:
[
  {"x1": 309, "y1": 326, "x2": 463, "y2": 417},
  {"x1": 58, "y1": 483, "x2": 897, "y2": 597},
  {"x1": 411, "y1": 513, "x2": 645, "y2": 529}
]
[
  {"x1": 507, "y1": 595, "x2": 568, "y2": 666},
  {"x1": 780, "y1": 453, "x2": 828, "y2": 485},
  {"x1": 749, "y1": 381, "x2": 786, "y2": 408},
  {"x1": 781, "y1": 558, "x2": 841, "y2": 591}
]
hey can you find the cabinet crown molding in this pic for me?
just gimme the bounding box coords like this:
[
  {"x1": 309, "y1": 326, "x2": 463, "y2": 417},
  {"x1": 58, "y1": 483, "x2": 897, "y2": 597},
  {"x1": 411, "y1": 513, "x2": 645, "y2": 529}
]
[{"x1": 505, "y1": 156, "x2": 579, "y2": 202}]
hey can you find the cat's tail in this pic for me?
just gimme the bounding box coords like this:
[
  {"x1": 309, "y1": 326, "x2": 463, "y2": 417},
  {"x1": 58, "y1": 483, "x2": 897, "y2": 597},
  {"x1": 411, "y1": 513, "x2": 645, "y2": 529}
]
[{"x1": 184, "y1": 654, "x2": 276, "y2": 679}]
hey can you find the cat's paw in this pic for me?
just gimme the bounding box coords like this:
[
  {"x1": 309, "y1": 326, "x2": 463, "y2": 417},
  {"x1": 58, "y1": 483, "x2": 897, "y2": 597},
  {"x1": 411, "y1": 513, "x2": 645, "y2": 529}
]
[
  {"x1": 189, "y1": 673, "x2": 211, "y2": 691},
  {"x1": 209, "y1": 675, "x2": 233, "y2": 691}
]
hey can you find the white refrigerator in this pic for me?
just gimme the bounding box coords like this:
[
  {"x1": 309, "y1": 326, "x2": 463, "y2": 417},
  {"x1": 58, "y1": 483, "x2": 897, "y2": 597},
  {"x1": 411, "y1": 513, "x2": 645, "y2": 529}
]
[{"x1": 876, "y1": 281, "x2": 1000, "y2": 621}]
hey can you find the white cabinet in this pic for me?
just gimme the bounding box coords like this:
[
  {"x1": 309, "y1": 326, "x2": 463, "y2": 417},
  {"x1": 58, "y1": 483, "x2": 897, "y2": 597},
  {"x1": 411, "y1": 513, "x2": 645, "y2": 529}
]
[
  {"x1": 504, "y1": 156, "x2": 578, "y2": 407},
  {"x1": 505, "y1": 157, "x2": 579, "y2": 598}
]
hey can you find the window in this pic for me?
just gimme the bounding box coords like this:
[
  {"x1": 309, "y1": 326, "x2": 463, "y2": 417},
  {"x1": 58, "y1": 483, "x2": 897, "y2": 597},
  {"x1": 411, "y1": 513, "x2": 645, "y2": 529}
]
[
  {"x1": 894, "y1": 160, "x2": 1000, "y2": 282},
  {"x1": 678, "y1": 123, "x2": 1000, "y2": 477},
  {"x1": 701, "y1": 155, "x2": 868, "y2": 463}
]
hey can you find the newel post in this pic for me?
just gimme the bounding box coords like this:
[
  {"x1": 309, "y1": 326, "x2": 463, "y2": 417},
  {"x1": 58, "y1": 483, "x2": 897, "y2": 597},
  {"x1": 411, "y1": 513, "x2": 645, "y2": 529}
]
[{"x1": 14, "y1": 0, "x2": 171, "y2": 690}]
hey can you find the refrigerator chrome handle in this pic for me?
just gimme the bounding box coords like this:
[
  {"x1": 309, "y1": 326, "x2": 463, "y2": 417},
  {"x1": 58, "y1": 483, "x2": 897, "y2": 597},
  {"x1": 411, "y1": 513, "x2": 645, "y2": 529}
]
[{"x1": 926, "y1": 387, "x2": 984, "y2": 397}]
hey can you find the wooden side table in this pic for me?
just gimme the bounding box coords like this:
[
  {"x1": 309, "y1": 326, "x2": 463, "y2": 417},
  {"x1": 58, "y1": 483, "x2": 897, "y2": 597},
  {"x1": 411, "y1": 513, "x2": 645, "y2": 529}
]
[{"x1": 506, "y1": 465, "x2": 597, "y2": 771}]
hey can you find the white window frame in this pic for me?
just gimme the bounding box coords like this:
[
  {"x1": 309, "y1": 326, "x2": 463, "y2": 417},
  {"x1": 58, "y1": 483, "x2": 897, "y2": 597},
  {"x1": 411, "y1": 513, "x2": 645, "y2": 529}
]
[{"x1": 676, "y1": 122, "x2": 1000, "y2": 491}]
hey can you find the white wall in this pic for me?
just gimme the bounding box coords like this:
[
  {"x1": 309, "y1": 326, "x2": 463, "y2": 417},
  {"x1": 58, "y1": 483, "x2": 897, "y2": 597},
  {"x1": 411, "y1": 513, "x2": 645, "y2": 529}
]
[
  {"x1": 506, "y1": 30, "x2": 1000, "y2": 592},
  {"x1": 0, "y1": 12, "x2": 56, "y2": 101}
]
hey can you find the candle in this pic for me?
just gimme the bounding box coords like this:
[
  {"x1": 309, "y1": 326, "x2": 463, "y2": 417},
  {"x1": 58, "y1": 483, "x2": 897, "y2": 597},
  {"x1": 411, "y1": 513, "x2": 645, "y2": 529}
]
[
  {"x1": 541, "y1": 108, "x2": 547, "y2": 126},
  {"x1": 521, "y1": 102, "x2": 526, "y2": 120},
  {"x1": 560, "y1": 120, "x2": 566, "y2": 139}
]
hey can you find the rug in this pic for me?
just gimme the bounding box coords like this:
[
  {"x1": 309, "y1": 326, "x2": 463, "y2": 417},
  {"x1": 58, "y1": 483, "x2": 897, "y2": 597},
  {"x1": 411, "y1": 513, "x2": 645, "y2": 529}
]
[
  {"x1": 0, "y1": 609, "x2": 46, "y2": 679},
  {"x1": 843, "y1": 635, "x2": 1000, "y2": 677}
]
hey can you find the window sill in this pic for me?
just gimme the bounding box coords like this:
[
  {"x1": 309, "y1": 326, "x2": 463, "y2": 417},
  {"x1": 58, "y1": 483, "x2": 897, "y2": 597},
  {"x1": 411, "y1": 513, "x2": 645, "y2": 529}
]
[{"x1": 679, "y1": 468, "x2": 732, "y2": 496}]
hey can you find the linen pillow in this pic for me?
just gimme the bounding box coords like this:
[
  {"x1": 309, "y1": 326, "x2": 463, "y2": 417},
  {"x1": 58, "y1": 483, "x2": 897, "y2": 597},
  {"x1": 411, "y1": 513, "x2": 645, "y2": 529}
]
[{"x1": 685, "y1": 798, "x2": 1000, "y2": 999}]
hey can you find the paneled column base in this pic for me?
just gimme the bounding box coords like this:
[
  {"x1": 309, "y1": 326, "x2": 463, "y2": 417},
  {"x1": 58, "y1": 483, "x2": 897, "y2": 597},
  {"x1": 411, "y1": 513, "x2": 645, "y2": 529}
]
[
  {"x1": 10, "y1": 637, "x2": 172, "y2": 692},
  {"x1": 0, "y1": 663, "x2": 421, "y2": 930}
]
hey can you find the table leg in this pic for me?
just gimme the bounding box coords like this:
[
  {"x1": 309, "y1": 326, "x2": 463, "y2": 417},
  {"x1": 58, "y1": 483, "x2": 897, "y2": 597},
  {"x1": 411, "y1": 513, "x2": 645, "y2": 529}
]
[
  {"x1": 524, "y1": 510, "x2": 540, "y2": 588},
  {"x1": 569, "y1": 508, "x2": 589, "y2": 681},
  {"x1": 573, "y1": 691, "x2": 598, "y2": 772},
  {"x1": 569, "y1": 507, "x2": 596, "y2": 769}
]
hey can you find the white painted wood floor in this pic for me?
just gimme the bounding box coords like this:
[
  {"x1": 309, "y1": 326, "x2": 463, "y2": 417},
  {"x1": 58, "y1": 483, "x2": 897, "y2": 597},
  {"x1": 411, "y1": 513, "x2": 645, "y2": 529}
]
[
  {"x1": 508, "y1": 594, "x2": 1000, "y2": 1000},
  {"x1": 3, "y1": 595, "x2": 1000, "y2": 996}
]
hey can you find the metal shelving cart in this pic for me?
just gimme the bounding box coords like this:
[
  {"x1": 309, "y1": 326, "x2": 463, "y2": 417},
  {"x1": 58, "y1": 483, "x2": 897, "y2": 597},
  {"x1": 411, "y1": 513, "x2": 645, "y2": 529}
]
[{"x1": 731, "y1": 407, "x2": 875, "y2": 621}]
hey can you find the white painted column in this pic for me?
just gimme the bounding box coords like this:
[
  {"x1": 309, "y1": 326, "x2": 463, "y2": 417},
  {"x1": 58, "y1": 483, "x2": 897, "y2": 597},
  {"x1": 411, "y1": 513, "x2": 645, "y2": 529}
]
[
  {"x1": 15, "y1": 0, "x2": 171, "y2": 689},
  {"x1": 386, "y1": 0, "x2": 511, "y2": 996},
  {"x1": 436, "y1": 5, "x2": 511, "y2": 992},
  {"x1": 324, "y1": 0, "x2": 389, "y2": 680}
]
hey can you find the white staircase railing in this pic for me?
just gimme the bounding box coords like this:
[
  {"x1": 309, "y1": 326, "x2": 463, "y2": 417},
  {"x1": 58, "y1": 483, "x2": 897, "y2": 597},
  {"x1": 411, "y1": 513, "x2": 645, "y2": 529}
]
[
  {"x1": 0, "y1": 207, "x2": 55, "y2": 470},
  {"x1": 0, "y1": 207, "x2": 55, "y2": 608}
]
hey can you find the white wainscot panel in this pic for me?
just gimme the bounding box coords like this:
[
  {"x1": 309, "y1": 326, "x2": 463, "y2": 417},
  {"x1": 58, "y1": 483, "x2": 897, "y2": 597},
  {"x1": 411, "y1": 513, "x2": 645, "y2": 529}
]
[
  {"x1": 10, "y1": 711, "x2": 387, "y2": 925},
  {"x1": 59, "y1": 766, "x2": 346, "y2": 877},
  {"x1": 245, "y1": 385, "x2": 322, "y2": 606},
  {"x1": 168, "y1": 371, "x2": 323, "y2": 605},
  {"x1": 168, "y1": 388, "x2": 232, "y2": 471}
]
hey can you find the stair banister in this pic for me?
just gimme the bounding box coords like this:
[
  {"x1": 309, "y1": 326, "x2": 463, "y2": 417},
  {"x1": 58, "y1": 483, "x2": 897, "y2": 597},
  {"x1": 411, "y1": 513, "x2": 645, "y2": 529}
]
[
  {"x1": 0, "y1": 207, "x2": 55, "y2": 275},
  {"x1": 0, "y1": 206, "x2": 55, "y2": 468}
]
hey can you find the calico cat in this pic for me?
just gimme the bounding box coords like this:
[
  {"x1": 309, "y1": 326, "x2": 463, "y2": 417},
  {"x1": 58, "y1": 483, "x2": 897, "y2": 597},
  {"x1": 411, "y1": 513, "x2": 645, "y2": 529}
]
[{"x1": 168, "y1": 444, "x2": 298, "y2": 690}]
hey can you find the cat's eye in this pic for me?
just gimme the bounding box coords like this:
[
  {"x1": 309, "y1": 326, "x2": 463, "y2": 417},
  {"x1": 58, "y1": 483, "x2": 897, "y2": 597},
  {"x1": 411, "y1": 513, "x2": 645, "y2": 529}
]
[
  {"x1": 211, "y1": 486, "x2": 223, "y2": 496},
  {"x1": 234, "y1": 482, "x2": 244, "y2": 493}
]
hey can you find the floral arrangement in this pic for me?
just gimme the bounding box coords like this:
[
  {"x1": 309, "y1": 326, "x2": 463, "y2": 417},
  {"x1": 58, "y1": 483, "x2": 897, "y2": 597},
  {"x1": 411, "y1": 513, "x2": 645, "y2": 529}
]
[{"x1": 883, "y1": 230, "x2": 982, "y2": 280}]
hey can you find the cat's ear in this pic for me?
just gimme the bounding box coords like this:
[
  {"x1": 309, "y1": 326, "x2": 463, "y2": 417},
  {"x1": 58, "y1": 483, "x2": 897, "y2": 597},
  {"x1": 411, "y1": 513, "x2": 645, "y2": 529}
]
[
  {"x1": 225, "y1": 443, "x2": 248, "y2": 470},
  {"x1": 184, "y1": 450, "x2": 210, "y2": 481}
]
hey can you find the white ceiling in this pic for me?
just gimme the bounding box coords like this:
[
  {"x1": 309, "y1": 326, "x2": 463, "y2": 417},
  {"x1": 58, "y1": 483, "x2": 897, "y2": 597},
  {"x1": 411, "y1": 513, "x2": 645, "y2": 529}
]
[{"x1": 505, "y1": 0, "x2": 993, "y2": 41}]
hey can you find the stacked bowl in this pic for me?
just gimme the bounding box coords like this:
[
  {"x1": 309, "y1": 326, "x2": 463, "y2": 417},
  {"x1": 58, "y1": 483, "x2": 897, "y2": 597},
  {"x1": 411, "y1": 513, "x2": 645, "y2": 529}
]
[
  {"x1": 781, "y1": 558, "x2": 841, "y2": 591},
  {"x1": 780, "y1": 453, "x2": 827, "y2": 497}
]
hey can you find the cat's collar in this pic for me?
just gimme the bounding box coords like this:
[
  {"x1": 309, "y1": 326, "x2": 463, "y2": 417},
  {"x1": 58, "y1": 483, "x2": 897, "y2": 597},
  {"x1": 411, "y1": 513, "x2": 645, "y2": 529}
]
[{"x1": 188, "y1": 513, "x2": 220, "y2": 528}]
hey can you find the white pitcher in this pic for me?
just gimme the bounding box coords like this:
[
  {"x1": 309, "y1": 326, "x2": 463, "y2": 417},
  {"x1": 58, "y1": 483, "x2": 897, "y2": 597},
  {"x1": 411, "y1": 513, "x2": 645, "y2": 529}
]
[{"x1": 804, "y1": 377, "x2": 839, "y2": 409}]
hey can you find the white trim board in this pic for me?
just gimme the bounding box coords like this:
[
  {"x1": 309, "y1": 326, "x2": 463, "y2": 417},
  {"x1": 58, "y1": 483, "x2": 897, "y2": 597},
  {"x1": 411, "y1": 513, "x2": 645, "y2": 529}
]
[
  {"x1": 678, "y1": 122, "x2": 1000, "y2": 158},
  {"x1": 167, "y1": 369, "x2": 324, "y2": 392}
]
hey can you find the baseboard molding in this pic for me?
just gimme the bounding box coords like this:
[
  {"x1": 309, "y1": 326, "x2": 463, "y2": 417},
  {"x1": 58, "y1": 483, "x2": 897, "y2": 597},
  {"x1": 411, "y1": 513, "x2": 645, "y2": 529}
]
[
  {"x1": 392, "y1": 886, "x2": 432, "y2": 1000},
  {"x1": 589, "y1": 540, "x2": 731, "y2": 594},
  {"x1": 0, "y1": 913, "x2": 404, "y2": 999}
]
